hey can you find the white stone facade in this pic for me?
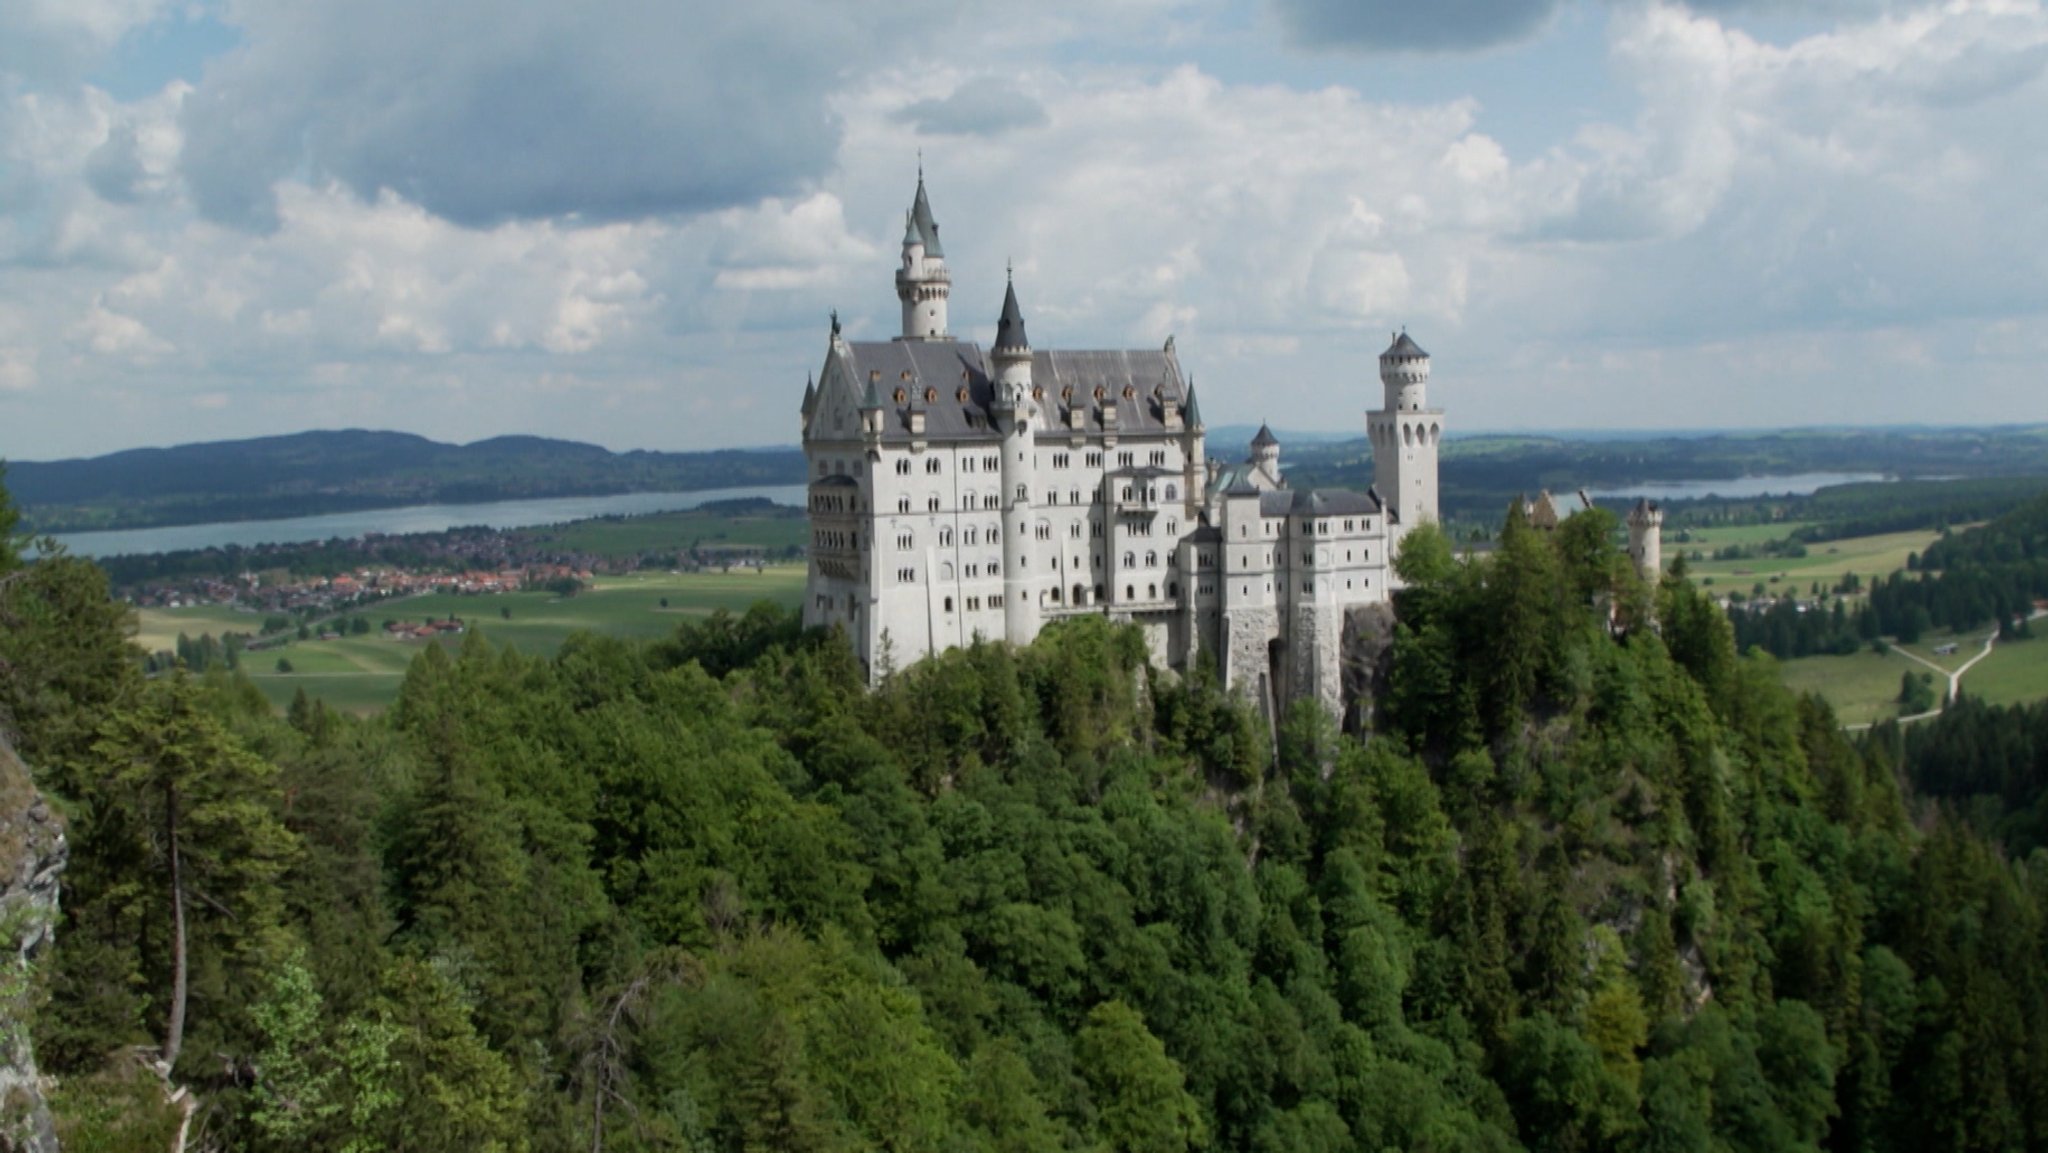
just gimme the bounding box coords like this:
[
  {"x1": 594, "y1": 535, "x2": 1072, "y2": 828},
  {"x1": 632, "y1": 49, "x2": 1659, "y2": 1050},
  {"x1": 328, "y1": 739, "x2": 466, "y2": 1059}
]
[{"x1": 799, "y1": 177, "x2": 1444, "y2": 717}]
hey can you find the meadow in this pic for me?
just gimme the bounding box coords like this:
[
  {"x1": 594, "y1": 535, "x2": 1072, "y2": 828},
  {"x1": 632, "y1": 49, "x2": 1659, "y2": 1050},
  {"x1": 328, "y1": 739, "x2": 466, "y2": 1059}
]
[
  {"x1": 138, "y1": 566, "x2": 805, "y2": 713},
  {"x1": 1682, "y1": 524, "x2": 1949, "y2": 591}
]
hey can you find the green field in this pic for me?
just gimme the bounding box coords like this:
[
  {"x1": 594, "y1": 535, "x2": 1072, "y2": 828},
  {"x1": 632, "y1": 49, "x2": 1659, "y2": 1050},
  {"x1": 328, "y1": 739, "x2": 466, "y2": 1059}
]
[
  {"x1": 516, "y1": 507, "x2": 807, "y2": 557},
  {"x1": 1775, "y1": 649, "x2": 1921, "y2": 727},
  {"x1": 1957, "y1": 635, "x2": 2048, "y2": 707},
  {"x1": 139, "y1": 566, "x2": 805, "y2": 714},
  {"x1": 1686, "y1": 526, "x2": 1948, "y2": 590}
]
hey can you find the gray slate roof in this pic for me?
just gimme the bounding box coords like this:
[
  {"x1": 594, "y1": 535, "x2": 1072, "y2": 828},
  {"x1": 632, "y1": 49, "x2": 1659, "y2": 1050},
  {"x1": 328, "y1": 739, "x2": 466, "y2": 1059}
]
[
  {"x1": 1251, "y1": 423, "x2": 1279, "y2": 448},
  {"x1": 1382, "y1": 331, "x2": 1427, "y2": 359},
  {"x1": 910, "y1": 175, "x2": 943, "y2": 257},
  {"x1": 1260, "y1": 488, "x2": 1383, "y2": 518},
  {"x1": 995, "y1": 279, "x2": 1028, "y2": 352},
  {"x1": 830, "y1": 339, "x2": 1188, "y2": 444}
]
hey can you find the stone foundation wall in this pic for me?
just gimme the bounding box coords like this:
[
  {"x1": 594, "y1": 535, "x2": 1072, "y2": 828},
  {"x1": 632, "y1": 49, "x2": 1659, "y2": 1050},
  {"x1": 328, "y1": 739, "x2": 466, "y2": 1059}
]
[
  {"x1": 1221, "y1": 607, "x2": 1278, "y2": 703},
  {"x1": 1290, "y1": 605, "x2": 1343, "y2": 723}
]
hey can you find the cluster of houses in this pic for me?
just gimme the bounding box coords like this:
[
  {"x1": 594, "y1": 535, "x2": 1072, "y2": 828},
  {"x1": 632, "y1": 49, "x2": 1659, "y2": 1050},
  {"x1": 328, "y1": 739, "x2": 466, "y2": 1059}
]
[{"x1": 129, "y1": 562, "x2": 595, "y2": 614}]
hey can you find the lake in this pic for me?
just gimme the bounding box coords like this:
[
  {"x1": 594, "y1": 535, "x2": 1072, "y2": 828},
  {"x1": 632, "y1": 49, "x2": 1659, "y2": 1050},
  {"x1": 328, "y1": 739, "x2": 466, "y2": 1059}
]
[
  {"x1": 50, "y1": 485, "x2": 811, "y2": 559},
  {"x1": 1585, "y1": 472, "x2": 1888, "y2": 503}
]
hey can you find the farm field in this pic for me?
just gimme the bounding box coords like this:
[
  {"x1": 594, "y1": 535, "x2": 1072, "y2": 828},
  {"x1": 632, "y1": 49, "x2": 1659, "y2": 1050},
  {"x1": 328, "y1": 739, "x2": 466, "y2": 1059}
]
[
  {"x1": 1684, "y1": 525, "x2": 1950, "y2": 591},
  {"x1": 1774, "y1": 649, "x2": 1916, "y2": 727},
  {"x1": 1957, "y1": 636, "x2": 2048, "y2": 708},
  {"x1": 137, "y1": 566, "x2": 805, "y2": 714},
  {"x1": 516, "y1": 505, "x2": 807, "y2": 557}
]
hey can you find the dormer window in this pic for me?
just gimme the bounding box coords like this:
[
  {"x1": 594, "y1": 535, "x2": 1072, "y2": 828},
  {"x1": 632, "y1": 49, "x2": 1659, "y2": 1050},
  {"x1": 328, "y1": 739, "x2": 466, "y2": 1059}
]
[
  {"x1": 925, "y1": 387, "x2": 938, "y2": 403},
  {"x1": 893, "y1": 387, "x2": 908, "y2": 404},
  {"x1": 957, "y1": 386, "x2": 970, "y2": 403}
]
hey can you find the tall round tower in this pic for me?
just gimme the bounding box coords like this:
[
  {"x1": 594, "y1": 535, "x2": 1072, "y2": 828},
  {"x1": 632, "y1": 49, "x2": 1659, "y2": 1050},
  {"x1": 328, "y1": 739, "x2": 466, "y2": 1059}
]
[
  {"x1": 1627, "y1": 498, "x2": 1664, "y2": 580},
  {"x1": 894, "y1": 171, "x2": 951, "y2": 340},
  {"x1": 1368, "y1": 331, "x2": 1443, "y2": 537},
  {"x1": 1250, "y1": 423, "x2": 1281, "y2": 481},
  {"x1": 993, "y1": 276, "x2": 1040, "y2": 640}
]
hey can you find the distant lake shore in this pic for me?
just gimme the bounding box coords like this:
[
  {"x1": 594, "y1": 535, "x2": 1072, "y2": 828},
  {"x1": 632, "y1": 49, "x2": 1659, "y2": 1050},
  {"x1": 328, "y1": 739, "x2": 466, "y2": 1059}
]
[
  {"x1": 51, "y1": 485, "x2": 810, "y2": 559},
  {"x1": 1585, "y1": 471, "x2": 1889, "y2": 502}
]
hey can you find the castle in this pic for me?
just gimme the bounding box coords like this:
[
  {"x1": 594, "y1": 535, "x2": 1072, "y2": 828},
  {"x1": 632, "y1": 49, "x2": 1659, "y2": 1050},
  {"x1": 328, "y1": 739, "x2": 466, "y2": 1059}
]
[{"x1": 798, "y1": 174, "x2": 1649, "y2": 718}]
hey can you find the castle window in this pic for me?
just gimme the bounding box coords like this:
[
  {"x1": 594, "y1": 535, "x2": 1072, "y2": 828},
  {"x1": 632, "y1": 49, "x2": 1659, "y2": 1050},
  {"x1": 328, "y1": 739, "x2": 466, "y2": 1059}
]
[
  {"x1": 990, "y1": 527, "x2": 1000, "y2": 543},
  {"x1": 894, "y1": 387, "x2": 907, "y2": 403},
  {"x1": 1017, "y1": 484, "x2": 1028, "y2": 501},
  {"x1": 1150, "y1": 450, "x2": 1166, "y2": 466},
  {"x1": 1118, "y1": 451, "x2": 1134, "y2": 467},
  {"x1": 898, "y1": 497, "x2": 912, "y2": 513},
  {"x1": 928, "y1": 496, "x2": 941, "y2": 511},
  {"x1": 965, "y1": 564, "x2": 978, "y2": 578},
  {"x1": 1036, "y1": 523, "x2": 1051, "y2": 541},
  {"x1": 1145, "y1": 550, "x2": 1157, "y2": 567},
  {"x1": 1125, "y1": 584, "x2": 1135, "y2": 600},
  {"x1": 989, "y1": 561, "x2": 1000, "y2": 576},
  {"x1": 1123, "y1": 552, "x2": 1136, "y2": 567},
  {"x1": 965, "y1": 527, "x2": 978, "y2": 546},
  {"x1": 1124, "y1": 385, "x2": 1136, "y2": 400},
  {"x1": 926, "y1": 458, "x2": 941, "y2": 474},
  {"x1": 967, "y1": 597, "x2": 980, "y2": 611},
  {"x1": 1070, "y1": 524, "x2": 1082, "y2": 539},
  {"x1": 924, "y1": 387, "x2": 938, "y2": 403},
  {"x1": 939, "y1": 528, "x2": 954, "y2": 546},
  {"x1": 1303, "y1": 580, "x2": 1314, "y2": 593},
  {"x1": 958, "y1": 386, "x2": 969, "y2": 403},
  {"x1": 1168, "y1": 582, "x2": 1179, "y2": 597},
  {"x1": 898, "y1": 568, "x2": 916, "y2": 583},
  {"x1": 1053, "y1": 453, "x2": 1070, "y2": 469},
  {"x1": 963, "y1": 457, "x2": 975, "y2": 472},
  {"x1": 944, "y1": 597, "x2": 954, "y2": 612},
  {"x1": 895, "y1": 459, "x2": 911, "y2": 475},
  {"x1": 1071, "y1": 489, "x2": 1081, "y2": 504},
  {"x1": 991, "y1": 594, "x2": 1004, "y2": 608},
  {"x1": 897, "y1": 532, "x2": 914, "y2": 550},
  {"x1": 1165, "y1": 485, "x2": 1176, "y2": 500}
]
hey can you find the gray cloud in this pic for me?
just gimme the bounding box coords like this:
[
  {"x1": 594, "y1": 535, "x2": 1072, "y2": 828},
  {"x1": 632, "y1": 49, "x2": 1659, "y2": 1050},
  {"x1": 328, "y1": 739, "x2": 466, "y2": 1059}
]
[
  {"x1": 1272, "y1": 0, "x2": 1563, "y2": 52},
  {"x1": 178, "y1": 1, "x2": 889, "y2": 230},
  {"x1": 894, "y1": 81, "x2": 1050, "y2": 137},
  {"x1": 85, "y1": 123, "x2": 148, "y2": 203}
]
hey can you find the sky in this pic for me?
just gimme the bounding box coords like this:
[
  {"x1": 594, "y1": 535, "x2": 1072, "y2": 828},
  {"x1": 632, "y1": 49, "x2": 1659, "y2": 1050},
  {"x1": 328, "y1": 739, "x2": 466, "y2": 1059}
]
[{"x1": 2, "y1": 0, "x2": 2045, "y2": 461}]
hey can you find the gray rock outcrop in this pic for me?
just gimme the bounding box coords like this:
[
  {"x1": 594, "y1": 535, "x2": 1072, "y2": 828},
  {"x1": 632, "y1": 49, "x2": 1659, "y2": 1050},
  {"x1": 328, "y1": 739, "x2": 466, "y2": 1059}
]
[{"x1": 0, "y1": 735, "x2": 64, "y2": 1153}]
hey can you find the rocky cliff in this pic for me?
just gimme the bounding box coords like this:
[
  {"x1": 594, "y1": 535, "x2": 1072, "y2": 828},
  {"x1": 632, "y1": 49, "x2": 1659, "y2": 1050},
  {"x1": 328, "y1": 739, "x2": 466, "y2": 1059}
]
[{"x1": 0, "y1": 735, "x2": 63, "y2": 1153}]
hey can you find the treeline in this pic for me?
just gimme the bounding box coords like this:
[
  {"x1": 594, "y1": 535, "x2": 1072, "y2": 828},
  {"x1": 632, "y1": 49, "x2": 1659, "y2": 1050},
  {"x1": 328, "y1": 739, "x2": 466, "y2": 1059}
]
[
  {"x1": 1723, "y1": 494, "x2": 2048, "y2": 659},
  {"x1": 9, "y1": 430, "x2": 807, "y2": 533},
  {"x1": 6, "y1": 479, "x2": 2048, "y2": 1150},
  {"x1": 1882, "y1": 694, "x2": 2048, "y2": 855}
]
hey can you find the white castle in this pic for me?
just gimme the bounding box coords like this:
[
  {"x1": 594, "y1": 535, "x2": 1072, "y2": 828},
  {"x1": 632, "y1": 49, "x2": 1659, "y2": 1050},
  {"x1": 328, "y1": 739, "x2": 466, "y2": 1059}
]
[{"x1": 799, "y1": 173, "x2": 1450, "y2": 718}]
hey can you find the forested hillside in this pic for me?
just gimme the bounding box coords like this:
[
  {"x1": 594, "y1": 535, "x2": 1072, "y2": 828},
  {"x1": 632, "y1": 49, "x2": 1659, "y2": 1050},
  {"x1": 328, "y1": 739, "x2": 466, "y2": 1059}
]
[
  {"x1": 4, "y1": 433, "x2": 806, "y2": 533},
  {"x1": 4, "y1": 479, "x2": 2047, "y2": 1152}
]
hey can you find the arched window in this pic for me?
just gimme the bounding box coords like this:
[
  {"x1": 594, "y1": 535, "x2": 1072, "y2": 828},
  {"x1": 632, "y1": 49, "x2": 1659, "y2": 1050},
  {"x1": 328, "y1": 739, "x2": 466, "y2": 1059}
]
[
  {"x1": 1145, "y1": 550, "x2": 1157, "y2": 567},
  {"x1": 944, "y1": 596, "x2": 954, "y2": 612},
  {"x1": 1165, "y1": 484, "x2": 1177, "y2": 500},
  {"x1": 1123, "y1": 552, "x2": 1136, "y2": 567},
  {"x1": 1148, "y1": 584, "x2": 1156, "y2": 599},
  {"x1": 1125, "y1": 584, "x2": 1135, "y2": 600}
]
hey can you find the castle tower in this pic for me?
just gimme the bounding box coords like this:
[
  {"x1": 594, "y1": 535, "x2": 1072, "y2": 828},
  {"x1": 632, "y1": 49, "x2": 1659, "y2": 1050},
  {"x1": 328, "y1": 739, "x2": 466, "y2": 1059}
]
[
  {"x1": 894, "y1": 171, "x2": 951, "y2": 340},
  {"x1": 1627, "y1": 498, "x2": 1664, "y2": 580},
  {"x1": 1181, "y1": 378, "x2": 1206, "y2": 519},
  {"x1": 1250, "y1": 423, "x2": 1281, "y2": 483},
  {"x1": 1368, "y1": 331, "x2": 1443, "y2": 538},
  {"x1": 992, "y1": 275, "x2": 1041, "y2": 640}
]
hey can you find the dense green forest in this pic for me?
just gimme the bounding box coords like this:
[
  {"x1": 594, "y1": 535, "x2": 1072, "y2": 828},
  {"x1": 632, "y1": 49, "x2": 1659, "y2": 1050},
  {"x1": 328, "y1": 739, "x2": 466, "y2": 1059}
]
[{"x1": 6, "y1": 475, "x2": 2048, "y2": 1152}]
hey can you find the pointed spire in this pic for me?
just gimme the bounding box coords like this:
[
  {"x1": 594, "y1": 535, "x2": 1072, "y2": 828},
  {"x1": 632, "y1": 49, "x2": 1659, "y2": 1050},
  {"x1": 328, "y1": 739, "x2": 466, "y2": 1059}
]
[
  {"x1": 1182, "y1": 381, "x2": 1203, "y2": 430},
  {"x1": 910, "y1": 170, "x2": 944, "y2": 258},
  {"x1": 860, "y1": 372, "x2": 883, "y2": 410},
  {"x1": 830, "y1": 309, "x2": 841, "y2": 337},
  {"x1": 995, "y1": 271, "x2": 1029, "y2": 352},
  {"x1": 1251, "y1": 422, "x2": 1280, "y2": 449},
  {"x1": 801, "y1": 373, "x2": 816, "y2": 415},
  {"x1": 902, "y1": 209, "x2": 922, "y2": 249}
]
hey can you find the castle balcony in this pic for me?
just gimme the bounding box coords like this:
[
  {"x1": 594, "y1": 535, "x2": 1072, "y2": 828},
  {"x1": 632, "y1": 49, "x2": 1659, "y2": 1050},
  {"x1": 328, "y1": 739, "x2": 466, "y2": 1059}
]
[{"x1": 1108, "y1": 467, "x2": 1180, "y2": 517}]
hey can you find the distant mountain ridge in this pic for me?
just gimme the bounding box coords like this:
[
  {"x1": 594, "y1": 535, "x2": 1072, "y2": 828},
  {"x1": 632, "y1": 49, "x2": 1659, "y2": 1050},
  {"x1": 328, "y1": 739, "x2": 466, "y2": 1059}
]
[{"x1": 4, "y1": 429, "x2": 806, "y2": 534}]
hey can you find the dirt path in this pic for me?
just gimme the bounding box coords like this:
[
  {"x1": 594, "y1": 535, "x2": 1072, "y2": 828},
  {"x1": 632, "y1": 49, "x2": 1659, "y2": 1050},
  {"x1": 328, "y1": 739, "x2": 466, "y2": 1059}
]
[{"x1": 1844, "y1": 608, "x2": 2046, "y2": 732}]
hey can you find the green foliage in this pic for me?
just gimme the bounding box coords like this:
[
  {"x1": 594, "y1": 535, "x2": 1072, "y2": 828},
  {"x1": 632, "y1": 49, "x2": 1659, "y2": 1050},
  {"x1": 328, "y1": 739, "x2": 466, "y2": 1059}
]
[{"x1": 10, "y1": 467, "x2": 2048, "y2": 1153}]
